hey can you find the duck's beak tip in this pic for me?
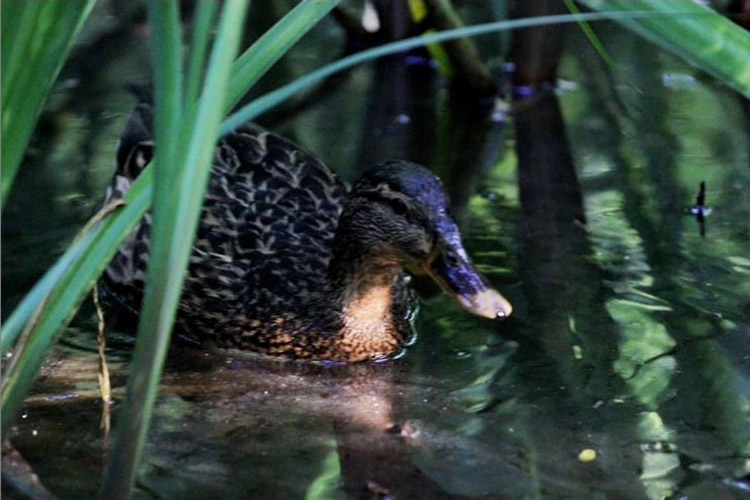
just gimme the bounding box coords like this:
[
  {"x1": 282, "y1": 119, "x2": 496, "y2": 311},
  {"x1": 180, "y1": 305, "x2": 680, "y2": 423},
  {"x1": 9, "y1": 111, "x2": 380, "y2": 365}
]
[{"x1": 457, "y1": 288, "x2": 513, "y2": 320}]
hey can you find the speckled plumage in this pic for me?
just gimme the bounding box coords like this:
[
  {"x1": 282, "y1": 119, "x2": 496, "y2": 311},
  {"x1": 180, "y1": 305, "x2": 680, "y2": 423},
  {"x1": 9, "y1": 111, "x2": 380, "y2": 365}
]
[
  {"x1": 102, "y1": 104, "x2": 414, "y2": 361},
  {"x1": 102, "y1": 103, "x2": 512, "y2": 362}
]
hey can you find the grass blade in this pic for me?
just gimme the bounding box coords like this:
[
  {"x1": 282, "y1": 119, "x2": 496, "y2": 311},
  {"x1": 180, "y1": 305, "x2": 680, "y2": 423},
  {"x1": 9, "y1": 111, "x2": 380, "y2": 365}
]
[
  {"x1": 225, "y1": 0, "x2": 340, "y2": 112},
  {"x1": 1, "y1": 168, "x2": 153, "y2": 436},
  {"x1": 100, "y1": 1, "x2": 249, "y2": 497},
  {"x1": 222, "y1": 11, "x2": 667, "y2": 133},
  {"x1": 148, "y1": 0, "x2": 184, "y2": 182},
  {"x1": 1, "y1": 235, "x2": 91, "y2": 356},
  {"x1": 184, "y1": 0, "x2": 218, "y2": 121},
  {"x1": 580, "y1": 0, "x2": 750, "y2": 98},
  {"x1": 563, "y1": 0, "x2": 617, "y2": 69},
  {"x1": 1, "y1": 0, "x2": 95, "y2": 206}
]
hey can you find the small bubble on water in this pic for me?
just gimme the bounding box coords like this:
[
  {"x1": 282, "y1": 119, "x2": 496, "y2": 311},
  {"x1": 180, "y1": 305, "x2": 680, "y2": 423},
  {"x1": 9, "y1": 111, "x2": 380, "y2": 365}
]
[{"x1": 32, "y1": 430, "x2": 38, "y2": 437}]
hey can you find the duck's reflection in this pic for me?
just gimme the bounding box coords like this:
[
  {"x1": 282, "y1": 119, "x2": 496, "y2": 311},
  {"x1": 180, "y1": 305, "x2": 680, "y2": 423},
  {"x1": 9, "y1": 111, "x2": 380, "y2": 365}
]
[{"x1": 161, "y1": 351, "x2": 458, "y2": 499}]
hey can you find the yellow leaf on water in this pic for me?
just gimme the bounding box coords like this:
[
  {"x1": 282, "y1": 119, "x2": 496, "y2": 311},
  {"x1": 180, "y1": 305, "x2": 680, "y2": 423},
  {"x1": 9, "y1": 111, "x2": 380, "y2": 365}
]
[{"x1": 578, "y1": 448, "x2": 597, "y2": 462}]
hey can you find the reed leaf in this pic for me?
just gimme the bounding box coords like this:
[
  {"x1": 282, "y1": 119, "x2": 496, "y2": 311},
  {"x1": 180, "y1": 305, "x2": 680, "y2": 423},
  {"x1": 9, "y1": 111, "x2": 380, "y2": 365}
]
[
  {"x1": 226, "y1": 0, "x2": 339, "y2": 112},
  {"x1": 100, "y1": 1, "x2": 248, "y2": 497},
  {"x1": 221, "y1": 11, "x2": 664, "y2": 132},
  {"x1": 184, "y1": 0, "x2": 218, "y2": 124},
  {"x1": 1, "y1": 235, "x2": 91, "y2": 357},
  {"x1": 1, "y1": 168, "x2": 153, "y2": 436},
  {"x1": 1, "y1": 0, "x2": 95, "y2": 206},
  {"x1": 563, "y1": 0, "x2": 617, "y2": 69},
  {"x1": 580, "y1": 0, "x2": 750, "y2": 98}
]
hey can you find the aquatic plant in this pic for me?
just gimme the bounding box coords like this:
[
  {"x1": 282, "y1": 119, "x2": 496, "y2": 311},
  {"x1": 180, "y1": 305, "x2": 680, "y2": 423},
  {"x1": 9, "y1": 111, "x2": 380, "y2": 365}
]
[{"x1": 1, "y1": 0, "x2": 95, "y2": 205}]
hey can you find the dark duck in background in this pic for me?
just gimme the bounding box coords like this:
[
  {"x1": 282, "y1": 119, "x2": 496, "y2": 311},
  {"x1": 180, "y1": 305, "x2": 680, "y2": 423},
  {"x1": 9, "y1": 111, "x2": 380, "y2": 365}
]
[{"x1": 102, "y1": 103, "x2": 512, "y2": 361}]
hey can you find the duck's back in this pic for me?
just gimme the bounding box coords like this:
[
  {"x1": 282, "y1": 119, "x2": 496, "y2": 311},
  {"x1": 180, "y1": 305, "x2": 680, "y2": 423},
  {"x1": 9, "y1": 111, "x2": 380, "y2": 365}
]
[{"x1": 103, "y1": 105, "x2": 348, "y2": 344}]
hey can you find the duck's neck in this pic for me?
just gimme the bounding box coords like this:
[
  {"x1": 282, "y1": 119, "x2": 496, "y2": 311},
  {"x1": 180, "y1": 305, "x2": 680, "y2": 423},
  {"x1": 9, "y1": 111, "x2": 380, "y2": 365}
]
[{"x1": 326, "y1": 240, "x2": 404, "y2": 360}]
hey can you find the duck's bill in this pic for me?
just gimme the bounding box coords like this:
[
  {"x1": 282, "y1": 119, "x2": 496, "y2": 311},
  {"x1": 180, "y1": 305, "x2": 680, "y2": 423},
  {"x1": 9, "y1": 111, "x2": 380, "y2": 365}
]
[{"x1": 424, "y1": 251, "x2": 513, "y2": 320}]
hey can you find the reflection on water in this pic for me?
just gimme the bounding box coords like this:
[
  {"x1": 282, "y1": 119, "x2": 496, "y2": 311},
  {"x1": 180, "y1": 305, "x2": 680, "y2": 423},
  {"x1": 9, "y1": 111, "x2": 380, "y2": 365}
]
[{"x1": 3, "y1": 4, "x2": 750, "y2": 500}]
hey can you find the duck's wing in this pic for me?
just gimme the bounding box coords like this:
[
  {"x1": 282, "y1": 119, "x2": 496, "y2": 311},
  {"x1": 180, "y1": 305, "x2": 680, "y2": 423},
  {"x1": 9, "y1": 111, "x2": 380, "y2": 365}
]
[
  {"x1": 187, "y1": 123, "x2": 347, "y2": 323},
  {"x1": 102, "y1": 104, "x2": 348, "y2": 332}
]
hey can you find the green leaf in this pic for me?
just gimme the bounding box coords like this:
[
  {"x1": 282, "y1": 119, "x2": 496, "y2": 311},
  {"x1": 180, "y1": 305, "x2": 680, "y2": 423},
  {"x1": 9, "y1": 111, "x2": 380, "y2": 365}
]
[
  {"x1": 1, "y1": 233, "x2": 91, "y2": 356},
  {"x1": 221, "y1": 11, "x2": 665, "y2": 132},
  {"x1": 225, "y1": 0, "x2": 339, "y2": 112},
  {"x1": 100, "y1": 1, "x2": 249, "y2": 497},
  {"x1": 1, "y1": 0, "x2": 95, "y2": 206},
  {"x1": 184, "y1": 0, "x2": 218, "y2": 124},
  {"x1": 1, "y1": 168, "x2": 153, "y2": 436},
  {"x1": 580, "y1": 0, "x2": 750, "y2": 98}
]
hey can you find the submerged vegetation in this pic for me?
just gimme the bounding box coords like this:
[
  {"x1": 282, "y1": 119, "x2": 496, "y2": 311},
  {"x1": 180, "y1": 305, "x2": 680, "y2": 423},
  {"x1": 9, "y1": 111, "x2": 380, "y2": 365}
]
[{"x1": 2, "y1": 1, "x2": 750, "y2": 498}]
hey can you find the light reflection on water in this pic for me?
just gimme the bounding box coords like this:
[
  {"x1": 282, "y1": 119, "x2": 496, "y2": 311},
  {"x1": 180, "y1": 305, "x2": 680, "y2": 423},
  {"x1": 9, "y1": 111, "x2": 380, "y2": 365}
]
[{"x1": 3, "y1": 6, "x2": 750, "y2": 500}]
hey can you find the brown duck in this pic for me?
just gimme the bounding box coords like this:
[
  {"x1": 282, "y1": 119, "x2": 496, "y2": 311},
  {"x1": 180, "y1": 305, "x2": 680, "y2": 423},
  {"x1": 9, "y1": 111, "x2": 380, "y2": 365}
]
[{"x1": 102, "y1": 103, "x2": 512, "y2": 362}]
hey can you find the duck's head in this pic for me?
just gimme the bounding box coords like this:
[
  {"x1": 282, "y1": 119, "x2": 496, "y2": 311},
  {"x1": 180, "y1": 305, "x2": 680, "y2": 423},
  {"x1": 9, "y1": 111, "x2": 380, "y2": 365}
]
[{"x1": 335, "y1": 160, "x2": 512, "y2": 320}]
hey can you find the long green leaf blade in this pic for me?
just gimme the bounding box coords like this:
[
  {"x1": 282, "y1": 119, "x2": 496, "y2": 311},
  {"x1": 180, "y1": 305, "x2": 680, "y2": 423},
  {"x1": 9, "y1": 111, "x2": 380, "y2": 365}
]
[
  {"x1": 220, "y1": 11, "x2": 670, "y2": 133},
  {"x1": 1, "y1": 168, "x2": 153, "y2": 436},
  {"x1": 1, "y1": 233, "x2": 91, "y2": 356},
  {"x1": 184, "y1": 0, "x2": 218, "y2": 121},
  {"x1": 225, "y1": 0, "x2": 339, "y2": 112},
  {"x1": 580, "y1": 0, "x2": 750, "y2": 98},
  {"x1": 98, "y1": 0, "x2": 186, "y2": 497},
  {"x1": 1, "y1": 0, "x2": 95, "y2": 206},
  {"x1": 101, "y1": 0, "x2": 249, "y2": 497}
]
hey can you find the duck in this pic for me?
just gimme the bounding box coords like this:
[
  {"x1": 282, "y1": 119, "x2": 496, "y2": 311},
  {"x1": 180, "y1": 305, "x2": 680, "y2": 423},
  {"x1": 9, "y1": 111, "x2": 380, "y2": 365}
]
[{"x1": 101, "y1": 102, "x2": 513, "y2": 362}]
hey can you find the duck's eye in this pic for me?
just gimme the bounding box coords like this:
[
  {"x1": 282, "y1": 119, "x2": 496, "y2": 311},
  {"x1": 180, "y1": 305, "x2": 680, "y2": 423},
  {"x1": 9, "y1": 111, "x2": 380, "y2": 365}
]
[{"x1": 389, "y1": 198, "x2": 409, "y2": 216}]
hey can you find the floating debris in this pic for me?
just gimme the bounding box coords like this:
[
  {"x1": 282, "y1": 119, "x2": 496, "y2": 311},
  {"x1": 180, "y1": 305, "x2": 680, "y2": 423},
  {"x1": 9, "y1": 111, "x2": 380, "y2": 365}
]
[
  {"x1": 578, "y1": 448, "x2": 597, "y2": 462},
  {"x1": 572, "y1": 345, "x2": 583, "y2": 360}
]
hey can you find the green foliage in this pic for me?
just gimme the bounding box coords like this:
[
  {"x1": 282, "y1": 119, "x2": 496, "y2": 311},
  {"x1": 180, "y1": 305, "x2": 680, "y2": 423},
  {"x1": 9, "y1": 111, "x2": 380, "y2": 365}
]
[
  {"x1": 1, "y1": 0, "x2": 95, "y2": 205},
  {"x1": 304, "y1": 440, "x2": 344, "y2": 500},
  {"x1": 225, "y1": 0, "x2": 339, "y2": 111},
  {"x1": 1, "y1": 168, "x2": 153, "y2": 436},
  {"x1": 581, "y1": 0, "x2": 750, "y2": 98},
  {"x1": 563, "y1": 0, "x2": 617, "y2": 68},
  {"x1": 100, "y1": 1, "x2": 248, "y2": 496}
]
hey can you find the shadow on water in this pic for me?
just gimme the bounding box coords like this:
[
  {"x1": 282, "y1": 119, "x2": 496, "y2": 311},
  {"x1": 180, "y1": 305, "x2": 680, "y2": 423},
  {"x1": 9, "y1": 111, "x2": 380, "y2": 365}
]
[{"x1": 4, "y1": 3, "x2": 750, "y2": 500}]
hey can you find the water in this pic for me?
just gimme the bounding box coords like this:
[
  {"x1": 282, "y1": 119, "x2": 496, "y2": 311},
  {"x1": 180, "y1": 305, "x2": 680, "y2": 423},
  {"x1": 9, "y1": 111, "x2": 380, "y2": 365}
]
[{"x1": 3, "y1": 5, "x2": 750, "y2": 500}]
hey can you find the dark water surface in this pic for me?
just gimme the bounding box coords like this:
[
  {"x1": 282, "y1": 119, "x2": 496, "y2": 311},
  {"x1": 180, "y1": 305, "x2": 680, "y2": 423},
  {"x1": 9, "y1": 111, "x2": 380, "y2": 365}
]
[{"x1": 3, "y1": 4, "x2": 750, "y2": 500}]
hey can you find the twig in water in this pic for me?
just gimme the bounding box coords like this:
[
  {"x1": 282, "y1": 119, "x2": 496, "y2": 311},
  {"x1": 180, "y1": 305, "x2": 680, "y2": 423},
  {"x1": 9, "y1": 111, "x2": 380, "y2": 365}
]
[
  {"x1": 1, "y1": 199, "x2": 125, "y2": 401},
  {"x1": 92, "y1": 286, "x2": 112, "y2": 439}
]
